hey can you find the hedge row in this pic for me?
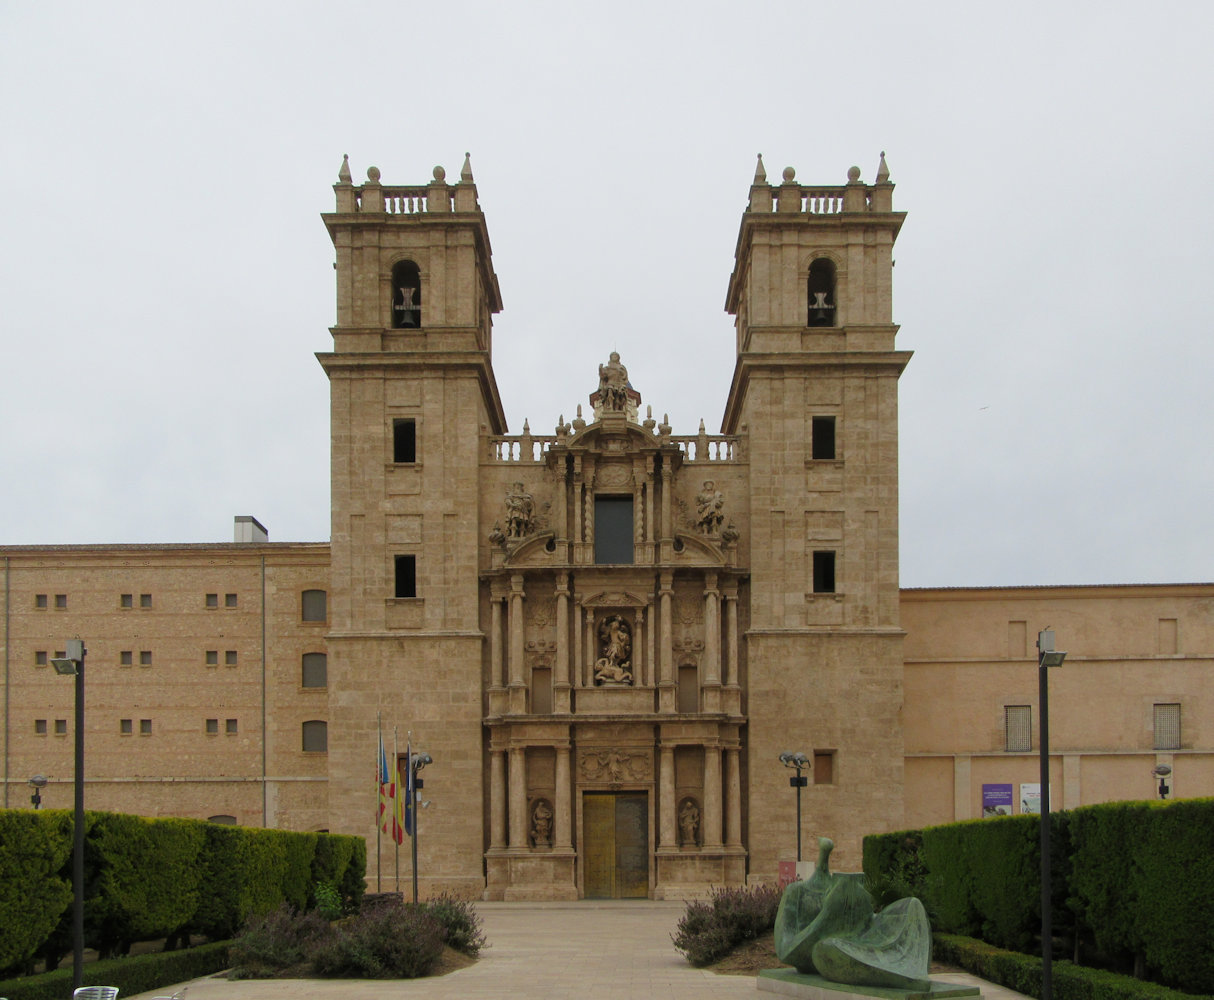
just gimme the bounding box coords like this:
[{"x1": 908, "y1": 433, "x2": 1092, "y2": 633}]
[
  {"x1": 933, "y1": 934, "x2": 1214, "y2": 1000},
  {"x1": 0, "y1": 810, "x2": 365, "y2": 975},
  {"x1": 0, "y1": 942, "x2": 231, "y2": 1000},
  {"x1": 863, "y1": 798, "x2": 1214, "y2": 995}
]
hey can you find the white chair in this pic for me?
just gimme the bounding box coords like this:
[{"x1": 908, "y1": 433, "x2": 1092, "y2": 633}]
[{"x1": 72, "y1": 989, "x2": 118, "y2": 1000}]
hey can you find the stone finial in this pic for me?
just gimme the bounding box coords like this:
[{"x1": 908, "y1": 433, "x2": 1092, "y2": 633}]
[
  {"x1": 522, "y1": 418, "x2": 531, "y2": 435},
  {"x1": 367, "y1": 165, "x2": 381, "y2": 183},
  {"x1": 876, "y1": 151, "x2": 890, "y2": 183},
  {"x1": 782, "y1": 166, "x2": 796, "y2": 183},
  {"x1": 337, "y1": 154, "x2": 351, "y2": 184},
  {"x1": 754, "y1": 153, "x2": 767, "y2": 184},
  {"x1": 461, "y1": 152, "x2": 474, "y2": 183},
  {"x1": 659, "y1": 413, "x2": 671, "y2": 437},
  {"x1": 433, "y1": 165, "x2": 446, "y2": 182},
  {"x1": 847, "y1": 165, "x2": 861, "y2": 183}
]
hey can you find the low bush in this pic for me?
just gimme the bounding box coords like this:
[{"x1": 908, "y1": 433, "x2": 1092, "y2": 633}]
[
  {"x1": 424, "y1": 893, "x2": 487, "y2": 956},
  {"x1": 229, "y1": 906, "x2": 334, "y2": 978},
  {"x1": 934, "y1": 934, "x2": 1207, "y2": 1000},
  {"x1": 672, "y1": 884, "x2": 781, "y2": 967},
  {"x1": 0, "y1": 942, "x2": 230, "y2": 1000},
  {"x1": 310, "y1": 905, "x2": 446, "y2": 979}
]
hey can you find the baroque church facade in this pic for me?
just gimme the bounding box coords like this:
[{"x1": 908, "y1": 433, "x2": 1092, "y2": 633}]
[{"x1": 3, "y1": 156, "x2": 1210, "y2": 900}]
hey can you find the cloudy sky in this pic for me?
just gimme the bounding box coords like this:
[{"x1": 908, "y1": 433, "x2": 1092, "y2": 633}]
[{"x1": 2, "y1": 2, "x2": 1211, "y2": 588}]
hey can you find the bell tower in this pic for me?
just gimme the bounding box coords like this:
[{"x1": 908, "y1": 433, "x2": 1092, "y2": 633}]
[
  {"x1": 318, "y1": 155, "x2": 505, "y2": 894},
  {"x1": 724, "y1": 155, "x2": 911, "y2": 872}
]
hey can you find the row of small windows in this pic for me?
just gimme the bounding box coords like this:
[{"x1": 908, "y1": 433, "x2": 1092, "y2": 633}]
[
  {"x1": 32, "y1": 649, "x2": 324, "y2": 683},
  {"x1": 205, "y1": 718, "x2": 239, "y2": 735},
  {"x1": 30, "y1": 589, "x2": 327, "y2": 620},
  {"x1": 35, "y1": 718, "x2": 333, "y2": 744},
  {"x1": 1004, "y1": 702, "x2": 1182, "y2": 752}
]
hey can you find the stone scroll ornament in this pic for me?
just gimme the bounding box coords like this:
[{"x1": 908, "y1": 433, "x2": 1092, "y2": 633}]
[{"x1": 773, "y1": 837, "x2": 933, "y2": 992}]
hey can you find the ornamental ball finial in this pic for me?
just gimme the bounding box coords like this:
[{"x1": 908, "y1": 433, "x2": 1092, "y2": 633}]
[
  {"x1": 782, "y1": 166, "x2": 796, "y2": 182},
  {"x1": 367, "y1": 165, "x2": 381, "y2": 182},
  {"x1": 847, "y1": 165, "x2": 861, "y2": 182},
  {"x1": 433, "y1": 165, "x2": 446, "y2": 182}
]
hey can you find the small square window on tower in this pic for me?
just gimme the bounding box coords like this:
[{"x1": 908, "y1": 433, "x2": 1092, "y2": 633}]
[
  {"x1": 35, "y1": 651, "x2": 48, "y2": 666},
  {"x1": 1005, "y1": 705, "x2": 1032, "y2": 752},
  {"x1": 225, "y1": 718, "x2": 238, "y2": 734},
  {"x1": 55, "y1": 594, "x2": 67, "y2": 609},
  {"x1": 35, "y1": 594, "x2": 48, "y2": 609},
  {"x1": 811, "y1": 416, "x2": 836, "y2": 460},
  {"x1": 139, "y1": 719, "x2": 152, "y2": 735},
  {"x1": 205, "y1": 593, "x2": 219, "y2": 608},
  {"x1": 205, "y1": 718, "x2": 219, "y2": 735},
  {"x1": 120, "y1": 593, "x2": 134, "y2": 608},
  {"x1": 225, "y1": 593, "x2": 238, "y2": 608},
  {"x1": 394, "y1": 555, "x2": 417, "y2": 598},
  {"x1": 812, "y1": 551, "x2": 836, "y2": 593},
  {"x1": 205, "y1": 650, "x2": 218, "y2": 666},
  {"x1": 120, "y1": 651, "x2": 133, "y2": 666},
  {"x1": 35, "y1": 719, "x2": 48, "y2": 735},
  {"x1": 393, "y1": 418, "x2": 417, "y2": 463},
  {"x1": 54, "y1": 719, "x2": 68, "y2": 735},
  {"x1": 120, "y1": 719, "x2": 133, "y2": 735},
  {"x1": 140, "y1": 593, "x2": 152, "y2": 608},
  {"x1": 224, "y1": 650, "x2": 237, "y2": 666},
  {"x1": 139, "y1": 651, "x2": 152, "y2": 666}
]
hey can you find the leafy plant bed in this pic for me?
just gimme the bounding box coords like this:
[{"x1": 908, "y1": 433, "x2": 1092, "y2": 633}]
[{"x1": 230, "y1": 894, "x2": 485, "y2": 980}]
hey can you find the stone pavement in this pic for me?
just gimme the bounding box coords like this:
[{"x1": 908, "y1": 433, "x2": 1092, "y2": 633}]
[{"x1": 125, "y1": 901, "x2": 1032, "y2": 1000}]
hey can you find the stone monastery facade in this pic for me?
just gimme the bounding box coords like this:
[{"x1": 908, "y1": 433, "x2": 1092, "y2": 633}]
[{"x1": 3, "y1": 156, "x2": 1212, "y2": 900}]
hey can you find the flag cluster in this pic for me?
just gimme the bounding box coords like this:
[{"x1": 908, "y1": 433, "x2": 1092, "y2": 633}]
[{"x1": 378, "y1": 733, "x2": 404, "y2": 845}]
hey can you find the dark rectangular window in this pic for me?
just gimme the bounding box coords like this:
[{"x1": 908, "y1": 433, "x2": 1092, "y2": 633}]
[
  {"x1": 224, "y1": 650, "x2": 238, "y2": 666},
  {"x1": 35, "y1": 594, "x2": 48, "y2": 609},
  {"x1": 302, "y1": 652, "x2": 328, "y2": 688},
  {"x1": 812, "y1": 550, "x2": 836, "y2": 593},
  {"x1": 205, "y1": 650, "x2": 218, "y2": 666},
  {"x1": 301, "y1": 589, "x2": 327, "y2": 622},
  {"x1": 120, "y1": 651, "x2": 133, "y2": 666},
  {"x1": 594, "y1": 496, "x2": 634, "y2": 564},
  {"x1": 225, "y1": 719, "x2": 238, "y2": 735},
  {"x1": 814, "y1": 750, "x2": 835, "y2": 785},
  {"x1": 35, "y1": 651, "x2": 48, "y2": 666},
  {"x1": 54, "y1": 719, "x2": 68, "y2": 735},
  {"x1": 120, "y1": 719, "x2": 133, "y2": 735},
  {"x1": 140, "y1": 719, "x2": 152, "y2": 735},
  {"x1": 225, "y1": 593, "x2": 238, "y2": 608},
  {"x1": 393, "y1": 419, "x2": 417, "y2": 463},
  {"x1": 205, "y1": 718, "x2": 219, "y2": 734},
  {"x1": 139, "y1": 651, "x2": 152, "y2": 666},
  {"x1": 35, "y1": 719, "x2": 48, "y2": 735},
  {"x1": 54, "y1": 594, "x2": 67, "y2": 609},
  {"x1": 120, "y1": 593, "x2": 133, "y2": 608},
  {"x1": 395, "y1": 555, "x2": 417, "y2": 598},
  {"x1": 140, "y1": 593, "x2": 152, "y2": 608},
  {"x1": 205, "y1": 593, "x2": 219, "y2": 608},
  {"x1": 811, "y1": 416, "x2": 836, "y2": 460}
]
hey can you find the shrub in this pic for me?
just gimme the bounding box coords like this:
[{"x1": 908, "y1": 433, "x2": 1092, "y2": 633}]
[
  {"x1": 672, "y1": 884, "x2": 781, "y2": 967},
  {"x1": 0, "y1": 810, "x2": 72, "y2": 974},
  {"x1": 310, "y1": 905, "x2": 446, "y2": 979},
  {"x1": 230, "y1": 905, "x2": 335, "y2": 979},
  {"x1": 313, "y1": 881, "x2": 343, "y2": 921},
  {"x1": 0, "y1": 942, "x2": 230, "y2": 1000},
  {"x1": 424, "y1": 893, "x2": 487, "y2": 956}
]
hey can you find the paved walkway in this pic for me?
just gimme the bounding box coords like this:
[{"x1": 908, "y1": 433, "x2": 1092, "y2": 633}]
[{"x1": 126, "y1": 901, "x2": 1032, "y2": 1000}]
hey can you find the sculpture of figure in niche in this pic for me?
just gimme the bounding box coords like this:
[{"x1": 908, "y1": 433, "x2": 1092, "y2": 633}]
[
  {"x1": 530, "y1": 798, "x2": 553, "y2": 847},
  {"x1": 695, "y1": 480, "x2": 726, "y2": 535},
  {"x1": 597, "y1": 352, "x2": 630, "y2": 411},
  {"x1": 678, "y1": 797, "x2": 700, "y2": 847},
  {"x1": 504, "y1": 482, "x2": 534, "y2": 539},
  {"x1": 594, "y1": 614, "x2": 633, "y2": 685}
]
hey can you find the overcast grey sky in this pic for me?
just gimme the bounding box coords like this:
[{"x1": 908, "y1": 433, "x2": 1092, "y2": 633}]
[{"x1": 2, "y1": 2, "x2": 1211, "y2": 588}]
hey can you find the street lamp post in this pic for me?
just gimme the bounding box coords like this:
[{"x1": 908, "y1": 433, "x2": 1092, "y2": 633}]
[
  {"x1": 409, "y1": 751, "x2": 432, "y2": 904},
  {"x1": 50, "y1": 638, "x2": 86, "y2": 991},
  {"x1": 1037, "y1": 629, "x2": 1067, "y2": 1000},
  {"x1": 779, "y1": 751, "x2": 810, "y2": 863},
  {"x1": 1153, "y1": 764, "x2": 1172, "y2": 799},
  {"x1": 29, "y1": 774, "x2": 48, "y2": 809}
]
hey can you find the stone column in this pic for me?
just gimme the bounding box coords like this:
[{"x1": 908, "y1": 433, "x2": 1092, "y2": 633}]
[
  {"x1": 555, "y1": 744, "x2": 572, "y2": 848},
  {"x1": 635, "y1": 606, "x2": 646, "y2": 686},
  {"x1": 703, "y1": 744, "x2": 723, "y2": 847},
  {"x1": 658, "y1": 571, "x2": 675, "y2": 713},
  {"x1": 660, "y1": 744, "x2": 676, "y2": 848},
  {"x1": 489, "y1": 748, "x2": 507, "y2": 849},
  {"x1": 660, "y1": 464, "x2": 673, "y2": 541},
  {"x1": 585, "y1": 607, "x2": 596, "y2": 687},
  {"x1": 508, "y1": 574, "x2": 526, "y2": 713},
  {"x1": 509, "y1": 747, "x2": 527, "y2": 848},
  {"x1": 555, "y1": 574, "x2": 570, "y2": 712},
  {"x1": 490, "y1": 591, "x2": 505, "y2": 688},
  {"x1": 725, "y1": 747, "x2": 742, "y2": 847},
  {"x1": 573, "y1": 594, "x2": 584, "y2": 689},
  {"x1": 723, "y1": 584, "x2": 739, "y2": 687},
  {"x1": 702, "y1": 573, "x2": 721, "y2": 712}
]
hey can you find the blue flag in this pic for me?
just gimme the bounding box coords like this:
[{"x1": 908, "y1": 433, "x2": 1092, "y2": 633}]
[{"x1": 403, "y1": 746, "x2": 415, "y2": 836}]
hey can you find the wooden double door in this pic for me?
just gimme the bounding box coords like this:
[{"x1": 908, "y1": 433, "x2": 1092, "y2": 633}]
[{"x1": 582, "y1": 792, "x2": 649, "y2": 898}]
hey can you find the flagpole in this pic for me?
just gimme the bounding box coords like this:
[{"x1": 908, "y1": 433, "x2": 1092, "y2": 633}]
[
  {"x1": 375, "y1": 711, "x2": 382, "y2": 893},
  {"x1": 409, "y1": 730, "x2": 418, "y2": 904},
  {"x1": 393, "y1": 726, "x2": 400, "y2": 894}
]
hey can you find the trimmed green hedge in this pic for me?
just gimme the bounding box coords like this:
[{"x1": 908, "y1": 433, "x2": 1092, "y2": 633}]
[
  {"x1": 0, "y1": 810, "x2": 365, "y2": 974},
  {"x1": 934, "y1": 934, "x2": 1214, "y2": 1000},
  {"x1": 865, "y1": 799, "x2": 1214, "y2": 995},
  {"x1": 0, "y1": 941, "x2": 230, "y2": 1000}
]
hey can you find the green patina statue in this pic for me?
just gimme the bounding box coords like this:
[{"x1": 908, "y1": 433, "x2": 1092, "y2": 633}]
[{"x1": 774, "y1": 837, "x2": 933, "y2": 992}]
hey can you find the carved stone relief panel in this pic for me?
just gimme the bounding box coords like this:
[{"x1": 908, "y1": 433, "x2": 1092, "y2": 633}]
[{"x1": 579, "y1": 748, "x2": 652, "y2": 784}]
